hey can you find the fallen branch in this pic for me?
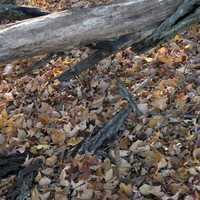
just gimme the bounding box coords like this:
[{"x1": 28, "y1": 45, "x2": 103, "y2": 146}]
[
  {"x1": 56, "y1": 0, "x2": 200, "y2": 84},
  {"x1": 75, "y1": 80, "x2": 141, "y2": 154},
  {"x1": 0, "y1": 152, "x2": 27, "y2": 179},
  {"x1": 57, "y1": 34, "x2": 136, "y2": 83},
  {"x1": 133, "y1": 0, "x2": 200, "y2": 52},
  {"x1": 0, "y1": 152, "x2": 43, "y2": 199},
  {"x1": 7, "y1": 158, "x2": 43, "y2": 200},
  {"x1": 117, "y1": 79, "x2": 142, "y2": 115},
  {"x1": 78, "y1": 107, "x2": 130, "y2": 154}
]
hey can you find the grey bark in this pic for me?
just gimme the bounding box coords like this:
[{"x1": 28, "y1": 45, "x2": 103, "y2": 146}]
[{"x1": 0, "y1": 0, "x2": 190, "y2": 63}]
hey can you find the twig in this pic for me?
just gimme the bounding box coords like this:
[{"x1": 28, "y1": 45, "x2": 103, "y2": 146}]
[
  {"x1": 133, "y1": 70, "x2": 157, "y2": 93},
  {"x1": 117, "y1": 79, "x2": 142, "y2": 115}
]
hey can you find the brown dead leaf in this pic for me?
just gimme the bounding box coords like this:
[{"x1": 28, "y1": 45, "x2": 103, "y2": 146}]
[
  {"x1": 175, "y1": 93, "x2": 188, "y2": 109},
  {"x1": 74, "y1": 155, "x2": 99, "y2": 178},
  {"x1": 148, "y1": 115, "x2": 164, "y2": 128},
  {"x1": 193, "y1": 148, "x2": 200, "y2": 161},
  {"x1": 31, "y1": 187, "x2": 40, "y2": 200},
  {"x1": 151, "y1": 96, "x2": 168, "y2": 110},
  {"x1": 104, "y1": 168, "x2": 114, "y2": 181},
  {"x1": 46, "y1": 155, "x2": 57, "y2": 167},
  {"x1": 38, "y1": 114, "x2": 51, "y2": 125},
  {"x1": 156, "y1": 47, "x2": 173, "y2": 65},
  {"x1": 66, "y1": 137, "x2": 82, "y2": 147},
  {"x1": 119, "y1": 183, "x2": 132, "y2": 196},
  {"x1": 139, "y1": 184, "x2": 164, "y2": 198},
  {"x1": 79, "y1": 189, "x2": 93, "y2": 200},
  {"x1": 51, "y1": 131, "x2": 65, "y2": 144},
  {"x1": 55, "y1": 192, "x2": 68, "y2": 200}
]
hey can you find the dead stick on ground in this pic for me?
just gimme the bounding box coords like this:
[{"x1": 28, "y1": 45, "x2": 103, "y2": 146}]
[{"x1": 74, "y1": 79, "x2": 142, "y2": 155}]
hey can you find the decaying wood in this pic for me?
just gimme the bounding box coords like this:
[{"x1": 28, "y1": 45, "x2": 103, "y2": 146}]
[
  {"x1": 56, "y1": 34, "x2": 137, "y2": 85},
  {"x1": 0, "y1": 152, "x2": 27, "y2": 179},
  {"x1": 0, "y1": 0, "x2": 184, "y2": 63},
  {"x1": 78, "y1": 108, "x2": 130, "y2": 154},
  {"x1": 133, "y1": 0, "x2": 200, "y2": 53},
  {"x1": 60, "y1": 0, "x2": 200, "y2": 155},
  {"x1": 0, "y1": 152, "x2": 43, "y2": 200},
  {"x1": 56, "y1": 0, "x2": 200, "y2": 84},
  {"x1": 117, "y1": 79, "x2": 142, "y2": 115},
  {"x1": 7, "y1": 158, "x2": 43, "y2": 200},
  {"x1": 75, "y1": 80, "x2": 141, "y2": 155}
]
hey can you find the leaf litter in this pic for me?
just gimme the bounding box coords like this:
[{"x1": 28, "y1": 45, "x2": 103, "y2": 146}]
[{"x1": 0, "y1": 0, "x2": 200, "y2": 199}]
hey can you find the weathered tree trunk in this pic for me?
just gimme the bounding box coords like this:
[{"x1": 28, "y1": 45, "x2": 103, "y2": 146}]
[{"x1": 0, "y1": 0, "x2": 196, "y2": 63}]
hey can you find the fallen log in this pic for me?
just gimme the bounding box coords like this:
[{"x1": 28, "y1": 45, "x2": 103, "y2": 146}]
[
  {"x1": 56, "y1": 0, "x2": 200, "y2": 84},
  {"x1": 0, "y1": 0, "x2": 186, "y2": 63}
]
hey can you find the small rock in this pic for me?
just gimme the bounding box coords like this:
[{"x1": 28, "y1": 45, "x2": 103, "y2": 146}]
[{"x1": 51, "y1": 131, "x2": 65, "y2": 144}]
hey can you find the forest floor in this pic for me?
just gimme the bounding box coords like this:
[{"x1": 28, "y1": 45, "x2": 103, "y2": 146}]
[{"x1": 0, "y1": 0, "x2": 200, "y2": 199}]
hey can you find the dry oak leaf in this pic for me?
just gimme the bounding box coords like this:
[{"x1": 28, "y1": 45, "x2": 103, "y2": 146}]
[
  {"x1": 175, "y1": 93, "x2": 188, "y2": 109},
  {"x1": 51, "y1": 131, "x2": 66, "y2": 144},
  {"x1": 148, "y1": 115, "x2": 165, "y2": 128},
  {"x1": 139, "y1": 184, "x2": 164, "y2": 198},
  {"x1": 119, "y1": 183, "x2": 133, "y2": 196},
  {"x1": 151, "y1": 96, "x2": 168, "y2": 110}
]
